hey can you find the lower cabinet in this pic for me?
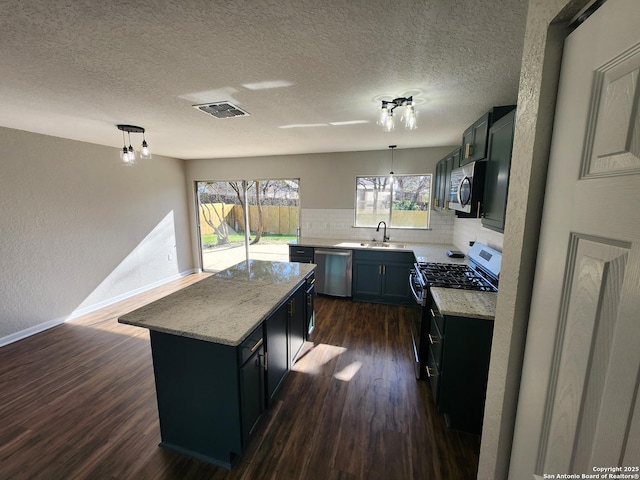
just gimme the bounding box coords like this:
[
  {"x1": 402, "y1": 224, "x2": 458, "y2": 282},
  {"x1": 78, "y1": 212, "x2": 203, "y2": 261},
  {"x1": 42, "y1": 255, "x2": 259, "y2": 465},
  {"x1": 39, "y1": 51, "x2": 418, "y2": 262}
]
[
  {"x1": 150, "y1": 327, "x2": 264, "y2": 469},
  {"x1": 148, "y1": 277, "x2": 314, "y2": 469},
  {"x1": 427, "y1": 305, "x2": 494, "y2": 434},
  {"x1": 265, "y1": 302, "x2": 289, "y2": 405},
  {"x1": 288, "y1": 280, "x2": 306, "y2": 365},
  {"x1": 289, "y1": 245, "x2": 314, "y2": 263},
  {"x1": 305, "y1": 274, "x2": 316, "y2": 336},
  {"x1": 240, "y1": 337, "x2": 265, "y2": 442},
  {"x1": 264, "y1": 280, "x2": 309, "y2": 404},
  {"x1": 352, "y1": 250, "x2": 415, "y2": 305}
]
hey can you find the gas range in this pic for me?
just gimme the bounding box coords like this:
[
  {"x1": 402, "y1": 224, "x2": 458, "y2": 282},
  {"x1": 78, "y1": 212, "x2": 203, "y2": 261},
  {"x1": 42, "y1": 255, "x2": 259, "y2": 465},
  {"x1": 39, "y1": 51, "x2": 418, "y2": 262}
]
[
  {"x1": 408, "y1": 243, "x2": 502, "y2": 380},
  {"x1": 416, "y1": 262, "x2": 496, "y2": 291},
  {"x1": 410, "y1": 243, "x2": 501, "y2": 306}
]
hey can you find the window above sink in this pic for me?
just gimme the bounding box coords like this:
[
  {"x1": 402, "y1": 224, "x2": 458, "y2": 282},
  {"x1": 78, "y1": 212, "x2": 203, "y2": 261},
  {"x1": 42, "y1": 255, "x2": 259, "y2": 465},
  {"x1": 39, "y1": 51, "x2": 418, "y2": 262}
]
[{"x1": 354, "y1": 174, "x2": 432, "y2": 230}]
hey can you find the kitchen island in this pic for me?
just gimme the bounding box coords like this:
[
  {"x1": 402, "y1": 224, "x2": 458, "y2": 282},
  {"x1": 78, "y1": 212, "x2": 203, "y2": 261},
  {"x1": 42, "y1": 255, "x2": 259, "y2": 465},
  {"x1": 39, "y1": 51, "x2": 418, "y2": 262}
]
[{"x1": 119, "y1": 259, "x2": 316, "y2": 469}]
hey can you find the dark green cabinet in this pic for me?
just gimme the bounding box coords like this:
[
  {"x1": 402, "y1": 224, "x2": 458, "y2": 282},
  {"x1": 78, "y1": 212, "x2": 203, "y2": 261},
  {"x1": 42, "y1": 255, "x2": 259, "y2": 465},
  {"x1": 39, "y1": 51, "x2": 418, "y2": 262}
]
[
  {"x1": 288, "y1": 283, "x2": 306, "y2": 365},
  {"x1": 265, "y1": 280, "x2": 310, "y2": 404},
  {"x1": 427, "y1": 306, "x2": 493, "y2": 435},
  {"x1": 138, "y1": 270, "x2": 315, "y2": 469},
  {"x1": 240, "y1": 342, "x2": 265, "y2": 442},
  {"x1": 433, "y1": 159, "x2": 445, "y2": 210},
  {"x1": 352, "y1": 250, "x2": 415, "y2": 305},
  {"x1": 305, "y1": 274, "x2": 315, "y2": 337},
  {"x1": 461, "y1": 113, "x2": 490, "y2": 165},
  {"x1": 460, "y1": 106, "x2": 516, "y2": 166},
  {"x1": 289, "y1": 245, "x2": 314, "y2": 263},
  {"x1": 482, "y1": 109, "x2": 516, "y2": 233},
  {"x1": 150, "y1": 325, "x2": 266, "y2": 469},
  {"x1": 265, "y1": 302, "x2": 289, "y2": 404},
  {"x1": 433, "y1": 147, "x2": 458, "y2": 211}
]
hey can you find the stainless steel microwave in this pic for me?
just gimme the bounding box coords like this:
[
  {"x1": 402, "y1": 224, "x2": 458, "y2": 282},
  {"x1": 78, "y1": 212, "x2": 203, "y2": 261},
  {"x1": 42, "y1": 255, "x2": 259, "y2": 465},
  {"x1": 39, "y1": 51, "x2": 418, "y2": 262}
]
[{"x1": 448, "y1": 161, "x2": 486, "y2": 216}]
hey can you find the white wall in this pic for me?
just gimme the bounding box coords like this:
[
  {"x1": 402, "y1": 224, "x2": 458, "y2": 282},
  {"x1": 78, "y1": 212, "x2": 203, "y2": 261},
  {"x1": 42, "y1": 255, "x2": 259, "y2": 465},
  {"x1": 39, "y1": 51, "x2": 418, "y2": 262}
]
[{"x1": 0, "y1": 127, "x2": 194, "y2": 345}]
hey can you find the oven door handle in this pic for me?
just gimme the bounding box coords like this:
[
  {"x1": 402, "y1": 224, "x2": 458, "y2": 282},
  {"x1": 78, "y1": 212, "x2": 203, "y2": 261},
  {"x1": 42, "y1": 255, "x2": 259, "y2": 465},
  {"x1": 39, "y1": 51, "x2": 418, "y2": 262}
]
[{"x1": 409, "y1": 273, "x2": 425, "y2": 306}]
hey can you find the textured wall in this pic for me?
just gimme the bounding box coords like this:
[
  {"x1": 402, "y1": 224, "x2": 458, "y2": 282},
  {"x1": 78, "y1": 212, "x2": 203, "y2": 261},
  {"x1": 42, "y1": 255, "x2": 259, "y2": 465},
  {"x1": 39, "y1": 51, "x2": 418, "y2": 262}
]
[
  {"x1": 0, "y1": 127, "x2": 194, "y2": 343},
  {"x1": 477, "y1": 0, "x2": 592, "y2": 478}
]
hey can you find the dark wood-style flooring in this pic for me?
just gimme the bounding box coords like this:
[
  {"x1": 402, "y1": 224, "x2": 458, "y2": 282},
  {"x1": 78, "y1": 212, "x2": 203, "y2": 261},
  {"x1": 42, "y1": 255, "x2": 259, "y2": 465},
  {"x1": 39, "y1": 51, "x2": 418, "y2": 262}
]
[{"x1": 0, "y1": 274, "x2": 480, "y2": 479}]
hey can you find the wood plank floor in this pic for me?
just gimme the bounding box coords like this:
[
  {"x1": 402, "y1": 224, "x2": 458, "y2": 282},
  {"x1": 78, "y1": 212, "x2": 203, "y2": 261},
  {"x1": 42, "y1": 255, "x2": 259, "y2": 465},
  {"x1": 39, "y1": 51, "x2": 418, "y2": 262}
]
[{"x1": 0, "y1": 274, "x2": 480, "y2": 479}]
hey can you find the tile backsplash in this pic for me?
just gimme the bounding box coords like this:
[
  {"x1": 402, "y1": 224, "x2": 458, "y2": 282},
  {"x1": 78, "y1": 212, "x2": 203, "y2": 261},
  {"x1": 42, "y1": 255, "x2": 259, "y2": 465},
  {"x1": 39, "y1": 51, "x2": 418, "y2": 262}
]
[
  {"x1": 300, "y1": 208, "x2": 455, "y2": 244},
  {"x1": 452, "y1": 218, "x2": 504, "y2": 253}
]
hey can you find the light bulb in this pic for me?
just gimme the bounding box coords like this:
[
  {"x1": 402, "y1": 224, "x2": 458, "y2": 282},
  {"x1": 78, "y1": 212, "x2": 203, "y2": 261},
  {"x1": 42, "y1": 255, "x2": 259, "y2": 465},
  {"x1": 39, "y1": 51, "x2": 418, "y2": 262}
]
[
  {"x1": 378, "y1": 105, "x2": 389, "y2": 126},
  {"x1": 126, "y1": 145, "x2": 137, "y2": 165},
  {"x1": 140, "y1": 139, "x2": 152, "y2": 160},
  {"x1": 383, "y1": 111, "x2": 394, "y2": 132},
  {"x1": 403, "y1": 103, "x2": 417, "y2": 130},
  {"x1": 120, "y1": 146, "x2": 129, "y2": 163}
]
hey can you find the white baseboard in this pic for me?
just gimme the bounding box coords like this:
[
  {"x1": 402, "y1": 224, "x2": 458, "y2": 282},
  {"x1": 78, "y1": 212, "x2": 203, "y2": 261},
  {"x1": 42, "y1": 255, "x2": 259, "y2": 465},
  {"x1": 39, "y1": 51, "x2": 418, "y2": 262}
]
[
  {"x1": 0, "y1": 317, "x2": 68, "y2": 348},
  {"x1": 0, "y1": 269, "x2": 198, "y2": 348}
]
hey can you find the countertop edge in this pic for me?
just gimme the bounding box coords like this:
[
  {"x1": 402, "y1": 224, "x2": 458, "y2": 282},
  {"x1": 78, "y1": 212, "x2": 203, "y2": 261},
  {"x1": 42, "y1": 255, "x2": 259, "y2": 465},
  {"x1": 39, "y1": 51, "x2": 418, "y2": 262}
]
[{"x1": 118, "y1": 262, "x2": 315, "y2": 347}]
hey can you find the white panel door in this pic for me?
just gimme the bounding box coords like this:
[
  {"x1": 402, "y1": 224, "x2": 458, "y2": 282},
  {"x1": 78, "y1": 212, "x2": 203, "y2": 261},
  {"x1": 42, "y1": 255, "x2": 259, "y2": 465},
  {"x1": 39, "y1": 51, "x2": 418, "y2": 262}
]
[{"x1": 509, "y1": 0, "x2": 640, "y2": 478}]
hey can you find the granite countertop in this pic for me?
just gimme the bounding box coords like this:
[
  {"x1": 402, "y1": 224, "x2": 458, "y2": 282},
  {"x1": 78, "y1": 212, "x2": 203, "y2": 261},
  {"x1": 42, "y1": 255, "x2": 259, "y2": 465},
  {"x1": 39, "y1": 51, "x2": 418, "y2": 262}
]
[
  {"x1": 430, "y1": 287, "x2": 497, "y2": 320},
  {"x1": 118, "y1": 260, "x2": 316, "y2": 346},
  {"x1": 290, "y1": 237, "x2": 468, "y2": 265}
]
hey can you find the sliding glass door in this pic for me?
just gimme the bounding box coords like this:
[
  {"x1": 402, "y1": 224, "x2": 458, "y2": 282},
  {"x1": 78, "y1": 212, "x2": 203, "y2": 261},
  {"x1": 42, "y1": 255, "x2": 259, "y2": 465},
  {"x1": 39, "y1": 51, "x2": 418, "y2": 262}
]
[{"x1": 196, "y1": 179, "x2": 299, "y2": 272}]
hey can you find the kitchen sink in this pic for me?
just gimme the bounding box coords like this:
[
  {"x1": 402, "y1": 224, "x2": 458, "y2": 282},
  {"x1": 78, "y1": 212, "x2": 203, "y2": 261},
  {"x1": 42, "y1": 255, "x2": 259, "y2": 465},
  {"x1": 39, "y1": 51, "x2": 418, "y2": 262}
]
[{"x1": 360, "y1": 242, "x2": 407, "y2": 249}]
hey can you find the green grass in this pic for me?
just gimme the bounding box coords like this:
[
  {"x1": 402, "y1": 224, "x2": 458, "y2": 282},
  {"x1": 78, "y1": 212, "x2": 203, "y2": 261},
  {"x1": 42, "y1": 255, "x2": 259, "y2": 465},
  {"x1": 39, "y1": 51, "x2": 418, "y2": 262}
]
[{"x1": 202, "y1": 232, "x2": 296, "y2": 246}]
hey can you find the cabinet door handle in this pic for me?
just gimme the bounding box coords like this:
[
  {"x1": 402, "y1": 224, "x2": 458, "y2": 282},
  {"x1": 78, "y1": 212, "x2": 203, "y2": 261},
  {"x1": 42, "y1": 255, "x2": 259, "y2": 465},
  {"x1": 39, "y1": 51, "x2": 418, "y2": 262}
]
[
  {"x1": 260, "y1": 352, "x2": 268, "y2": 369},
  {"x1": 428, "y1": 333, "x2": 439, "y2": 345},
  {"x1": 383, "y1": 265, "x2": 386, "y2": 275},
  {"x1": 426, "y1": 366, "x2": 437, "y2": 378},
  {"x1": 248, "y1": 337, "x2": 264, "y2": 353},
  {"x1": 379, "y1": 265, "x2": 382, "y2": 275},
  {"x1": 465, "y1": 143, "x2": 473, "y2": 158}
]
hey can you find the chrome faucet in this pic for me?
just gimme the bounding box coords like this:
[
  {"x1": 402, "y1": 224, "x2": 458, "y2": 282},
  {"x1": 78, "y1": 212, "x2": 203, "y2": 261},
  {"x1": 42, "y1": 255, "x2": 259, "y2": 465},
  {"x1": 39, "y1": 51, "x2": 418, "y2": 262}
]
[{"x1": 376, "y1": 221, "x2": 389, "y2": 242}]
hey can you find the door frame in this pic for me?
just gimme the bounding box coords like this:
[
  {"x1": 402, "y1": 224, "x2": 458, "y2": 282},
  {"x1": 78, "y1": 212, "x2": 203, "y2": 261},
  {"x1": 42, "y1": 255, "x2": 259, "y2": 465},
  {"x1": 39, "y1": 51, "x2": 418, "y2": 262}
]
[{"x1": 477, "y1": 1, "x2": 603, "y2": 478}]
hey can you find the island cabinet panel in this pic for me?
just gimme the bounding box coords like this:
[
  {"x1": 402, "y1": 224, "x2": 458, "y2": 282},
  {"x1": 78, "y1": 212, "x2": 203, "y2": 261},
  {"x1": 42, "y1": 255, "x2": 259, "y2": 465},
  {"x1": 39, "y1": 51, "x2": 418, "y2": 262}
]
[
  {"x1": 288, "y1": 282, "x2": 306, "y2": 365},
  {"x1": 240, "y1": 342, "x2": 265, "y2": 442},
  {"x1": 265, "y1": 302, "x2": 289, "y2": 405},
  {"x1": 305, "y1": 273, "x2": 316, "y2": 337},
  {"x1": 150, "y1": 331, "x2": 245, "y2": 468}
]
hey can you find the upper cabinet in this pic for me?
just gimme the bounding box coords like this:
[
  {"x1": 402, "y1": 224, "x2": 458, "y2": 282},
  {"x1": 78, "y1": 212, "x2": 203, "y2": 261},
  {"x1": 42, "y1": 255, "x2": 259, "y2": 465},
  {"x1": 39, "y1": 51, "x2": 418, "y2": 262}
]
[
  {"x1": 460, "y1": 106, "x2": 516, "y2": 166},
  {"x1": 432, "y1": 147, "x2": 460, "y2": 211},
  {"x1": 482, "y1": 109, "x2": 517, "y2": 233}
]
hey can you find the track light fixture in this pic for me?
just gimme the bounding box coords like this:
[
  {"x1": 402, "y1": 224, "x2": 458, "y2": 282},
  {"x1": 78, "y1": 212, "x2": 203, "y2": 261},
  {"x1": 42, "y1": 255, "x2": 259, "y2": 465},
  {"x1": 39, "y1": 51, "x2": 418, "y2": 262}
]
[
  {"x1": 377, "y1": 96, "x2": 417, "y2": 132},
  {"x1": 116, "y1": 124, "x2": 152, "y2": 166}
]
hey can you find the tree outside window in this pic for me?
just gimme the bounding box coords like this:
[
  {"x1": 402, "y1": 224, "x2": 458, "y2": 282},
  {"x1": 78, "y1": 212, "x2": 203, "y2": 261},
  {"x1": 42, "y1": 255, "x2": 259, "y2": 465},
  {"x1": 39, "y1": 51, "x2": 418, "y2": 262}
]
[{"x1": 355, "y1": 174, "x2": 431, "y2": 228}]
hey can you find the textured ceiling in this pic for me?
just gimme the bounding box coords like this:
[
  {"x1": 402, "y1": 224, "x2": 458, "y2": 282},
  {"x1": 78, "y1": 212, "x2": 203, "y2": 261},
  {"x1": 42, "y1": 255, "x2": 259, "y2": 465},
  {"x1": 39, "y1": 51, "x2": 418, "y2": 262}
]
[{"x1": 0, "y1": 0, "x2": 529, "y2": 160}]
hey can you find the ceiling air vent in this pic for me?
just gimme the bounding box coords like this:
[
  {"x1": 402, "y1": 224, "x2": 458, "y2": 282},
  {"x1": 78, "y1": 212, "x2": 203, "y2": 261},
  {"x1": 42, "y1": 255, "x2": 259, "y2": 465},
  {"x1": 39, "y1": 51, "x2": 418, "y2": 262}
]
[{"x1": 193, "y1": 102, "x2": 250, "y2": 119}]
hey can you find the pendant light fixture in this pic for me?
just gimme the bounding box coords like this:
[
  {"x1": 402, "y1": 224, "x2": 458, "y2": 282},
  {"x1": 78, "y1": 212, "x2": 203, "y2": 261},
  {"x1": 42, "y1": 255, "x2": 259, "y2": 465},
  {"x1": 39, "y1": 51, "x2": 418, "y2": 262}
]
[
  {"x1": 377, "y1": 97, "x2": 417, "y2": 132},
  {"x1": 116, "y1": 125, "x2": 151, "y2": 165},
  {"x1": 389, "y1": 144, "x2": 397, "y2": 184}
]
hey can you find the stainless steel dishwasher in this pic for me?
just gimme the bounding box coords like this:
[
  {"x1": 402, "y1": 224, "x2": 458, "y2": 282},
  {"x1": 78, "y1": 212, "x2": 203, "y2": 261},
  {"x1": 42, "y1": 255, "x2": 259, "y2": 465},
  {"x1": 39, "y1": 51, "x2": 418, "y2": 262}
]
[{"x1": 314, "y1": 249, "x2": 352, "y2": 297}]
